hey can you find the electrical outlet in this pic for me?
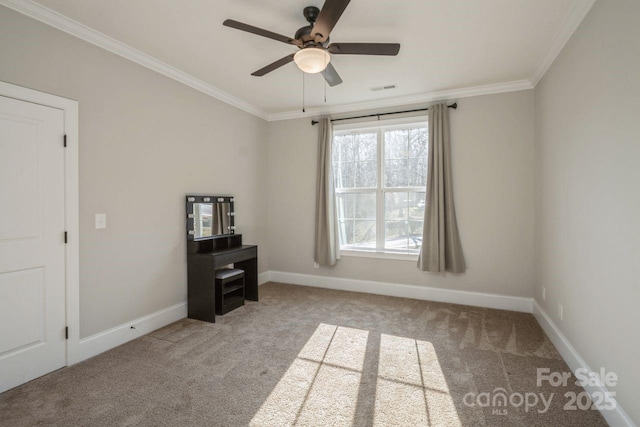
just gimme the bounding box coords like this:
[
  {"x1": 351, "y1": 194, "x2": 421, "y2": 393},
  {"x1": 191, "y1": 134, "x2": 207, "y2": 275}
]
[
  {"x1": 542, "y1": 287, "x2": 546, "y2": 301},
  {"x1": 313, "y1": 262, "x2": 320, "y2": 269},
  {"x1": 559, "y1": 304, "x2": 564, "y2": 321}
]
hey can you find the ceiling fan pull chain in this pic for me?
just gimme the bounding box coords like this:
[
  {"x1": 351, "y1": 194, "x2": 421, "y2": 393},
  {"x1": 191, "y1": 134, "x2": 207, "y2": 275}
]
[
  {"x1": 302, "y1": 71, "x2": 306, "y2": 113},
  {"x1": 324, "y1": 54, "x2": 327, "y2": 103}
]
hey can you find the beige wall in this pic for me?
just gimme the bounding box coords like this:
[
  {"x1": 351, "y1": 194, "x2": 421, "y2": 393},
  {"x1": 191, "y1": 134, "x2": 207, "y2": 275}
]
[
  {"x1": 268, "y1": 90, "x2": 535, "y2": 297},
  {"x1": 0, "y1": 7, "x2": 269, "y2": 338},
  {"x1": 534, "y1": 0, "x2": 640, "y2": 422}
]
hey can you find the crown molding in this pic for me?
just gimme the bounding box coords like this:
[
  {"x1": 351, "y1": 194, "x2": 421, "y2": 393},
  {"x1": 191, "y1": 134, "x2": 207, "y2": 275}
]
[
  {"x1": 530, "y1": 0, "x2": 597, "y2": 87},
  {"x1": 0, "y1": 0, "x2": 269, "y2": 120},
  {"x1": 2, "y1": 0, "x2": 593, "y2": 121},
  {"x1": 266, "y1": 79, "x2": 534, "y2": 122}
]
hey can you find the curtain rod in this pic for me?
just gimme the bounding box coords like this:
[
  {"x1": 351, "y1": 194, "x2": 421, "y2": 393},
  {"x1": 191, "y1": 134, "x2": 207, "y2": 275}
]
[{"x1": 310, "y1": 103, "x2": 457, "y2": 126}]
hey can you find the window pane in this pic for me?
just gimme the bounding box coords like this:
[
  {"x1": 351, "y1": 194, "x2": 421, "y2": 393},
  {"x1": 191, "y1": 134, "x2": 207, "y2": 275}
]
[
  {"x1": 334, "y1": 134, "x2": 354, "y2": 162},
  {"x1": 384, "y1": 192, "x2": 409, "y2": 250},
  {"x1": 355, "y1": 160, "x2": 376, "y2": 187},
  {"x1": 408, "y1": 157, "x2": 427, "y2": 187},
  {"x1": 384, "y1": 159, "x2": 408, "y2": 187},
  {"x1": 333, "y1": 132, "x2": 377, "y2": 189},
  {"x1": 384, "y1": 221, "x2": 422, "y2": 251},
  {"x1": 384, "y1": 127, "x2": 428, "y2": 188},
  {"x1": 334, "y1": 161, "x2": 355, "y2": 188},
  {"x1": 337, "y1": 193, "x2": 376, "y2": 248},
  {"x1": 384, "y1": 130, "x2": 408, "y2": 159},
  {"x1": 384, "y1": 221, "x2": 409, "y2": 251},
  {"x1": 384, "y1": 192, "x2": 424, "y2": 251},
  {"x1": 385, "y1": 192, "x2": 425, "y2": 220},
  {"x1": 384, "y1": 129, "x2": 409, "y2": 187},
  {"x1": 408, "y1": 221, "x2": 423, "y2": 249},
  {"x1": 385, "y1": 192, "x2": 409, "y2": 220},
  {"x1": 337, "y1": 193, "x2": 375, "y2": 220},
  {"x1": 353, "y1": 220, "x2": 376, "y2": 249},
  {"x1": 408, "y1": 192, "x2": 426, "y2": 220},
  {"x1": 355, "y1": 133, "x2": 377, "y2": 160},
  {"x1": 409, "y1": 127, "x2": 428, "y2": 157},
  {"x1": 336, "y1": 194, "x2": 354, "y2": 219},
  {"x1": 338, "y1": 220, "x2": 354, "y2": 245},
  {"x1": 338, "y1": 219, "x2": 376, "y2": 248}
]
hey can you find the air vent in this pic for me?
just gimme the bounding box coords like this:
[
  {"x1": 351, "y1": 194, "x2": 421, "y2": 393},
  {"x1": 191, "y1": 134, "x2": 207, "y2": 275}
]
[{"x1": 370, "y1": 84, "x2": 397, "y2": 92}]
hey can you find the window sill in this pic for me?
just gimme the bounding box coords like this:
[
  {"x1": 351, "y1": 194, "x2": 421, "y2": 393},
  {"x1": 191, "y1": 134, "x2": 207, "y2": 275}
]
[{"x1": 340, "y1": 249, "x2": 419, "y2": 262}]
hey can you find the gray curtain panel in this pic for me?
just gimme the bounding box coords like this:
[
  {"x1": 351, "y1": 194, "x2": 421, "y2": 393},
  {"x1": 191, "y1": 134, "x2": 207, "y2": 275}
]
[
  {"x1": 418, "y1": 103, "x2": 466, "y2": 273},
  {"x1": 314, "y1": 118, "x2": 340, "y2": 266}
]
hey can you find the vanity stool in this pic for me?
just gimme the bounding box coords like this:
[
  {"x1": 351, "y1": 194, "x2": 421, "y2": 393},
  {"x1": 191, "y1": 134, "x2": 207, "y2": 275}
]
[{"x1": 215, "y1": 268, "x2": 245, "y2": 315}]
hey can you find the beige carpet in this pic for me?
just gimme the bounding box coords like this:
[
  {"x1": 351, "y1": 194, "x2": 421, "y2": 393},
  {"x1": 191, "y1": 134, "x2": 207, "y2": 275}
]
[{"x1": 0, "y1": 282, "x2": 606, "y2": 426}]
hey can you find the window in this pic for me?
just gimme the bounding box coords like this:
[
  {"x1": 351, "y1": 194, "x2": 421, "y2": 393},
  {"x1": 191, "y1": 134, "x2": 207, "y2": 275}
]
[{"x1": 333, "y1": 119, "x2": 428, "y2": 255}]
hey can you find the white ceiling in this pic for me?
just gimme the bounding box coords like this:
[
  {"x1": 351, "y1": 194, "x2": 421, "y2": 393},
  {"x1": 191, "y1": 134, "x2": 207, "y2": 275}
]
[{"x1": 15, "y1": 0, "x2": 594, "y2": 119}]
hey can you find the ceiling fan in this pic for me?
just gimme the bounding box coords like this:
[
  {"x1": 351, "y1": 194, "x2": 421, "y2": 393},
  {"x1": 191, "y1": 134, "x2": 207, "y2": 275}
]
[{"x1": 223, "y1": 0, "x2": 400, "y2": 87}]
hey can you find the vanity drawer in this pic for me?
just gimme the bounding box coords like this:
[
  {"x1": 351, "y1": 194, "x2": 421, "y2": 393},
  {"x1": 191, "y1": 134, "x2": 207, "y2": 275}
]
[{"x1": 214, "y1": 246, "x2": 257, "y2": 267}]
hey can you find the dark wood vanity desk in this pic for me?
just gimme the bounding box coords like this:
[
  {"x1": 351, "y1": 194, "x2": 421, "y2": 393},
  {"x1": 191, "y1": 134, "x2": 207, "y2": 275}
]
[
  {"x1": 185, "y1": 195, "x2": 258, "y2": 323},
  {"x1": 187, "y1": 234, "x2": 258, "y2": 323}
]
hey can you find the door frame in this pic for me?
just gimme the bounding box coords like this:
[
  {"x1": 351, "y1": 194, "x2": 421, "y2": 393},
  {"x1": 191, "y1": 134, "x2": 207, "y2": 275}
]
[{"x1": 0, "y1": 80, "x2": 80, "y2": 365}]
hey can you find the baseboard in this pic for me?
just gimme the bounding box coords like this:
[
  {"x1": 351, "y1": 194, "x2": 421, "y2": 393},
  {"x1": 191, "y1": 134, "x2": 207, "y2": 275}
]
[
  {"x1": 78, "y1": 273, "x2": 270, "y2": 361},
  {"x1": 78, "y1": 302, "x2": 187, "y2": 362},
  {"x1": 267, "y1": 271, "x2": 533, "y2": 313},
  {"x1": 258, "y1": 271, "x2": 270, "y2": 285},
  {"x1": 533, "y1": 301, "x2": 636, "y2": 427}
]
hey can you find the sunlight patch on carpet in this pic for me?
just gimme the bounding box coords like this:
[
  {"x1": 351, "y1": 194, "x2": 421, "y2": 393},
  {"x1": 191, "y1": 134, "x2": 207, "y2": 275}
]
[
  {"x1": 250, "y1": 323, "x2": 368, "y2": 427},
  {"x1": 373, "y1": 335, "x2": 461, "y2": 426}
]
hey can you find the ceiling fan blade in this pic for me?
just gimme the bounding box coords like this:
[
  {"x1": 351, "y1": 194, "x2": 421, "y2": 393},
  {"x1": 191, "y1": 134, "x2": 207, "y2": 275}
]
[
  {"x1": 251, "y1": 54, "x2": 296, "y2": 76},
  {"x1": 311, "y1": 0, "x2": 351, "y2": 43},
  {"x1": 328, "y1": 43, "x2": 401, "y2": 56},
  {"x1": 223, "y1": 19, "x2": 301, "y2": 47},
  {"x1": 322, "y1": 63, "x2": 343, "y2": 87}
]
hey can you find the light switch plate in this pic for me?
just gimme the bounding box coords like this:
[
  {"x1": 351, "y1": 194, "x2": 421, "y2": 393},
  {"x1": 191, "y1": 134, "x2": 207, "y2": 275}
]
[{"x1": 95, "y1": 213, "x2": 107, "y2": 229}]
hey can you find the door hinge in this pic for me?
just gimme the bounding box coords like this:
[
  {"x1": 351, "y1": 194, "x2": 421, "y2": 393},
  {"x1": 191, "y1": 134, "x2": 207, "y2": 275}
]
[
  {"x1": 63, "y1": 134, "x2": 67, "y2": 147},
  {"x1": 64, "y1": 231, "x2": 68, "y2": 244},
  {"x1": 65, "y1": 326, "x2": 69, "y2": 340}
]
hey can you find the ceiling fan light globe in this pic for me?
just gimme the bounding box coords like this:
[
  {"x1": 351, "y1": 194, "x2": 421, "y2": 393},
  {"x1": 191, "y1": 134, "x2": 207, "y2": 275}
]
[{"x1": 294, "y1": 48, "x2": 330, "y2": 74}]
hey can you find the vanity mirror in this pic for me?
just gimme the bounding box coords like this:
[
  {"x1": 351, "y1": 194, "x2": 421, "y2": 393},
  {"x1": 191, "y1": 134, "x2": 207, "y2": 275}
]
[{"x1": 186, "y1": 195, "x2": 235, "y2": 240}]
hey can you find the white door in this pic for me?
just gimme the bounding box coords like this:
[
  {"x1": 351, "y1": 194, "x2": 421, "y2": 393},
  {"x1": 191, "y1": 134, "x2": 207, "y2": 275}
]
[{"x1": 0, "y1": 96, "x2": 66, "y2": 393}]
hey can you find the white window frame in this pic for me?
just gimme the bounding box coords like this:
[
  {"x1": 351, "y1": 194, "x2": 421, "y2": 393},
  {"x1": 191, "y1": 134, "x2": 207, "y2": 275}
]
[{"x1": 333, "y1": 116, "x2": 428, "y2": 260}]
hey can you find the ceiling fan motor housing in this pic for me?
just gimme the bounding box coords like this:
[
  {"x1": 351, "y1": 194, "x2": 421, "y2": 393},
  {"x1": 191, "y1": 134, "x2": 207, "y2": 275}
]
[
  {"x1": 295, "y1": 27, "x2": 329, "y2": 48},
  {"x1": 294, "y1": 25, "x2": 313, "y2": 42}
]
